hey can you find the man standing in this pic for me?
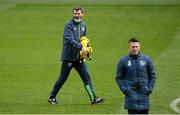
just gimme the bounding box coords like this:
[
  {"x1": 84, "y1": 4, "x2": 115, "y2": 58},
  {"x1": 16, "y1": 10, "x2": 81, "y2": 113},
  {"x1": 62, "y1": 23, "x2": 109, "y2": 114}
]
[
  {"x1": 116, "y1": 38, "x2": 156, "y2": 114},
  {"x1": 48, "y1": 6, "x2": 105, "y2": 105}
]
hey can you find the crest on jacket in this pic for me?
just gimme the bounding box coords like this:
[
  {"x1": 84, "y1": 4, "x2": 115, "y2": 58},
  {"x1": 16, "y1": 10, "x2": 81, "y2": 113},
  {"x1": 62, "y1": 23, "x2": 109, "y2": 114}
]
[
  {"x1": 140, "y1": 60, "x2": 146, "y2": 66},
  {"x1": 128, "y1": 60, "x2": 132, "y2": 66},
  {"x1": 81, "y1": 26, "x2": 85, "y2": 32}
]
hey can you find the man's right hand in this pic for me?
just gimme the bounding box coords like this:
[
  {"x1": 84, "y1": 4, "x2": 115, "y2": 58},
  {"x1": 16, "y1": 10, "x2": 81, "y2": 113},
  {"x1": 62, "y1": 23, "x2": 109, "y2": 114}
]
[{"x1": 81, "y1": 47, "x2": 88, "y2": 54}]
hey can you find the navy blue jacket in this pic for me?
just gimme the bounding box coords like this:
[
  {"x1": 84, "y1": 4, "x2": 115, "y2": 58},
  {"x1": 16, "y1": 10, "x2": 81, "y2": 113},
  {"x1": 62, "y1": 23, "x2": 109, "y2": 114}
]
[
  {"x1": 116, "y1": 53, "x2": 156, "y2": 110},
  {"x1": 61, "y1": 19, "x2": 86, "y2": 61}
]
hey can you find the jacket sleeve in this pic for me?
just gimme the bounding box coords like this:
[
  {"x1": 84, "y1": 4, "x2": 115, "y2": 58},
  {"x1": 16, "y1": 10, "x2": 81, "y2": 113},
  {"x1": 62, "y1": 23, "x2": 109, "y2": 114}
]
[
  {"x1": 147, "y1": 58, "x2": 156, "y2": 93},
  {"x1": 116, "y1": 59, "x2": 127, "y2": 93},
  {"x1": 63, "y1": 24, "x2": 82, "y2": 50}
]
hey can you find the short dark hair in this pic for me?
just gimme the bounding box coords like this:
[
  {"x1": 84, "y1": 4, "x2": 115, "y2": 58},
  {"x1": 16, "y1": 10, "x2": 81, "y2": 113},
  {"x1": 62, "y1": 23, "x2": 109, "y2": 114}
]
[
  {"x1": 128, "y1": 37, "x2": 140, "y2": 44},
  {"x1": 72, "y1": 6, "x2": 84, "y2": 13}
]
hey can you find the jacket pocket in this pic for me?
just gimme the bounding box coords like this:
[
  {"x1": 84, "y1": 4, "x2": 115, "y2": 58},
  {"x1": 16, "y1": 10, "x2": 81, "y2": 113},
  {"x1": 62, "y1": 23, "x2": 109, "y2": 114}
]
[
  {"x1": 143, "y1": 85, "x2": 151, "y2": 95},
  {"x1": 125, "y1": 86, "x2": 133, "y2": 95}
]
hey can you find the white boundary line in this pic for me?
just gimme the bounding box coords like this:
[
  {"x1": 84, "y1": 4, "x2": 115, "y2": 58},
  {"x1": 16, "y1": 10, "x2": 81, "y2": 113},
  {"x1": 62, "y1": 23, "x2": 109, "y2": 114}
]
[{"x1": 170, "y1": 97, "x2": 180, "y2": 113}]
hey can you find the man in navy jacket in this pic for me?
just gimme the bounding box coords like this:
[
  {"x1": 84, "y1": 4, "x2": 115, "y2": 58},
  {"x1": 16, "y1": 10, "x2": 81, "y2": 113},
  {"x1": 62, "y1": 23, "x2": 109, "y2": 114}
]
[
  {"x1": 116, "y1": 38, "x2": 156, "y2": 114},
  {"x1": 48, "y1": 6, "x2": 105, "y2": 105}
]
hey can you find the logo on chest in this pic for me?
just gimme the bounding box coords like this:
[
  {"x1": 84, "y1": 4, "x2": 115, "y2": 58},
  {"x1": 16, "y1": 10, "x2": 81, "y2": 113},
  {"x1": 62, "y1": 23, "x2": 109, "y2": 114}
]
[
  {"x1": 127, "y1": 60, "x2": 146, "y2": 67},
  {"x1": 127, "y1": 60, "x2": 132, "y2": 66},
  {"x1": 81, "y1": 26, "x2": 85, "y2": 32},
  {"x1": 140, "y1": 60, "x2": 146, "y2": 66}
]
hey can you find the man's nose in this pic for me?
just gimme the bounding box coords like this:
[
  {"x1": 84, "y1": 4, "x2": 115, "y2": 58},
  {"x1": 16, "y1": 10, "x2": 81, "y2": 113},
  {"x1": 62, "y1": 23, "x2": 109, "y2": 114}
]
[
  {"x1": 133, "y1": 48, "x2": 137, "y2": 51},
  {"x1": 75, "y1": 14, "x2": 79, "y2": 17}
]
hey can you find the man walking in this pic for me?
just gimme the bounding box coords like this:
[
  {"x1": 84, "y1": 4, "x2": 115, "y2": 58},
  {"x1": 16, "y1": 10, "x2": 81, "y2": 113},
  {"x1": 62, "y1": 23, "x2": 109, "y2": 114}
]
[
  {"x1": 48, "y1": 6, "x2": 105, "y2": 105},
  {"x1": 116, "y1": 38, "x2": 156, "y2": 114}
]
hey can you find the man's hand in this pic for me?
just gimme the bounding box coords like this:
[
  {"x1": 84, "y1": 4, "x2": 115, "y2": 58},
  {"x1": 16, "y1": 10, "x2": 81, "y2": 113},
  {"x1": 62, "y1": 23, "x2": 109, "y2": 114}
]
[{"x1": 81, "y1": 47, "x2": 88, "y2": 54}]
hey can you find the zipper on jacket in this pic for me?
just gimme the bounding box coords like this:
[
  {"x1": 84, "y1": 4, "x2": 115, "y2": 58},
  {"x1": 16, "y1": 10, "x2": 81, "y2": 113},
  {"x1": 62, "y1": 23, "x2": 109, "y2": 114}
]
[
  {"x1": 135, "y1": 59, "x2": 140, "y2": 110},
  {"x1": 78, "y1": 24, "x2": 81, "y2": 40}
]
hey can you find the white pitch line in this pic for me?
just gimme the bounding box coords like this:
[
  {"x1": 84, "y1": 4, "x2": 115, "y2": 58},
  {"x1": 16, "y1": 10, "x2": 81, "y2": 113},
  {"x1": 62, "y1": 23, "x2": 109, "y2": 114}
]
[{"x1": 170, "y1": 97, "x2": 180, "y2": 113}]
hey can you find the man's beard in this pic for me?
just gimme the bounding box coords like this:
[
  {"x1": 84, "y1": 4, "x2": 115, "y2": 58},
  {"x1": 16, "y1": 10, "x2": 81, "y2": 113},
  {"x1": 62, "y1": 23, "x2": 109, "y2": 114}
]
[
  {"x1": 132, "y1": 51, "x2": 139, "y2": 56},
  {"x1": 74, "y1": 17, "x2": 82, "y2": 23}
]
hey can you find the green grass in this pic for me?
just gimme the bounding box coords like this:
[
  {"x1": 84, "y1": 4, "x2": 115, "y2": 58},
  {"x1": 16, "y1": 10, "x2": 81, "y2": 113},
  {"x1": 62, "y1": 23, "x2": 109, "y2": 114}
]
[{"x1": 0, "y1": 0, "x2": 180, "y2": 114}]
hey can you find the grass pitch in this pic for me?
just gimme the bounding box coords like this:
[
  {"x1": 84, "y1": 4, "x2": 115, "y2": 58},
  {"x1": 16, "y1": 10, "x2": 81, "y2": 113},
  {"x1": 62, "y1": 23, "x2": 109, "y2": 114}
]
[{"x1": 0, "y1": 0, "x2": 180, "y2": 114}]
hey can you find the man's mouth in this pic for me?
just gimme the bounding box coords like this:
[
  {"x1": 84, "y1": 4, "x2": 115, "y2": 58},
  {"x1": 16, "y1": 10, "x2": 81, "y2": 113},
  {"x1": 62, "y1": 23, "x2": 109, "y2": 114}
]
[{"x1": 74, "y1": 17, "x2": 81, "y2": 23}]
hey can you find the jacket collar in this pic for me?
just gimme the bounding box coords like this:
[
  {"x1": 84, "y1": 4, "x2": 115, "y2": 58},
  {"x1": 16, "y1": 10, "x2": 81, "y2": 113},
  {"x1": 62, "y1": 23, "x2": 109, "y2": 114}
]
[{"x1": 129, "y1": 53, "x2": 141, "y2": 59}]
